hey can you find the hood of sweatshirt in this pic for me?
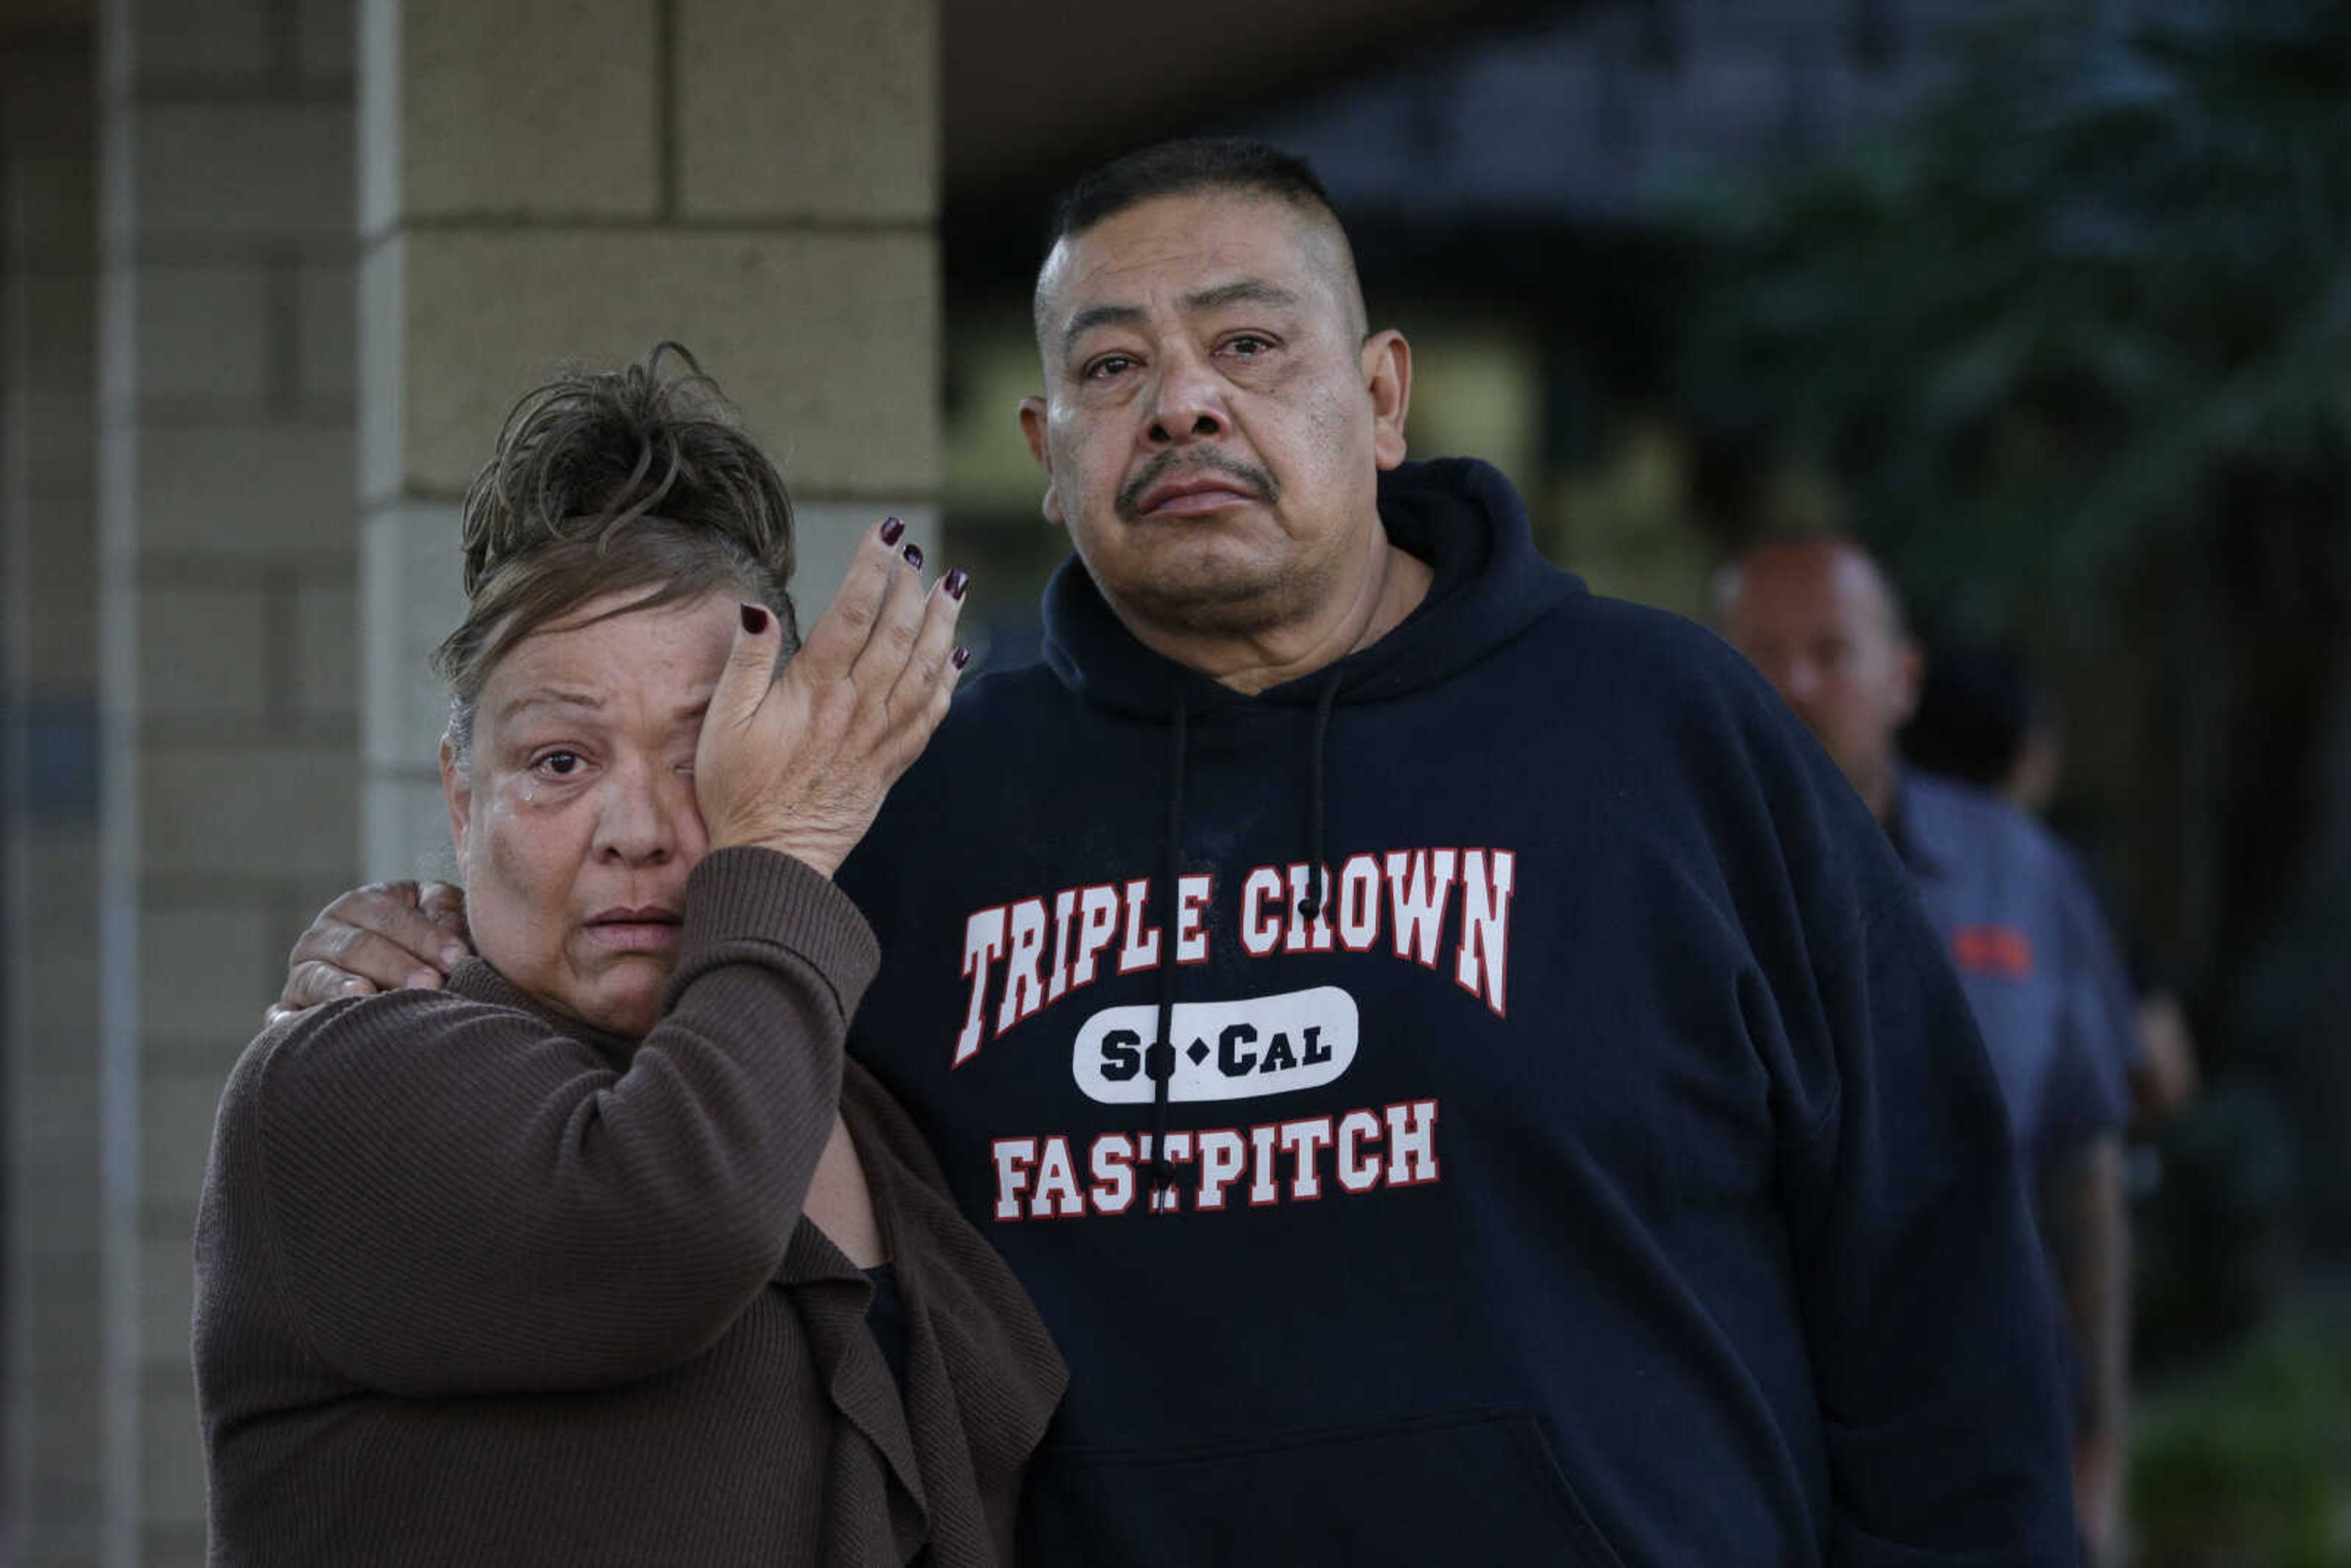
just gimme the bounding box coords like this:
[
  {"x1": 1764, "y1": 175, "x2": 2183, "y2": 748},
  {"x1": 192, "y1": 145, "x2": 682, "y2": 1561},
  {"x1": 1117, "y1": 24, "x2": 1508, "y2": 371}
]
[
  {"x1": 1032, "y1": 456, "x2": 1584, "y2": 1195},
  {"x1": 1039, "y1": 456, "x2": 1583, "y2": 718}
]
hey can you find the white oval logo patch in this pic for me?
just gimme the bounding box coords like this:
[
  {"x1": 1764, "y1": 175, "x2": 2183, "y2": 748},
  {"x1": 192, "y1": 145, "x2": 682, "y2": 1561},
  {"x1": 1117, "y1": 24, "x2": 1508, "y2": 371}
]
[{"x1": 1071, "y1": 986, "x2": 1359, "y2": 1104}]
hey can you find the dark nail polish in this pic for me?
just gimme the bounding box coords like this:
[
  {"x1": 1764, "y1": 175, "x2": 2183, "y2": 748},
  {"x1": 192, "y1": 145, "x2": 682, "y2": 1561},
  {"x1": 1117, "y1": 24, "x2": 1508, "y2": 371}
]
[
  {"x1": 741, "y1": 602, "x2": 769, "y2": 634},
  {"x1": 902, "y1": 542, "x2": 924, "y2": 570},
  {"x1": 943, "y1": 567, "x2": 969, "y2": 601},
  {"x1": 951, "y1": 645, "x2": 972, "y2": 670},
  {"x1": 879, "y1": 516, "x2": 905, "y2": 546}
]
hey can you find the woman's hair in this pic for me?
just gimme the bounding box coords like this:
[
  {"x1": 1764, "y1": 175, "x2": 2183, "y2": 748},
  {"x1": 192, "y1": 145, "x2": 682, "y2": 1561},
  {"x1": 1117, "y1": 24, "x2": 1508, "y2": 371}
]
[{"x1": 435, "y1": 343, "x2": 797, "y2": 762}]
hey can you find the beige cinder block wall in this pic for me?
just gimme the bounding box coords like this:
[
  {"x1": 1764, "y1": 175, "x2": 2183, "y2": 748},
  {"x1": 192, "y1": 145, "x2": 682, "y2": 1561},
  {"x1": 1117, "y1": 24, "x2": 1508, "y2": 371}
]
[
  {"x1": 21, "y1": 3, "x2": 941, "y2": 1558},
  {"x1": 2, "y1": 20, "x2": 105, "y2": 1566},
  {"x1": 90, "y1": 0, "x2": 364, "y2": 1561},
  {"x1": 359, "y1": 0, "x2": 942, "y2": 882}
]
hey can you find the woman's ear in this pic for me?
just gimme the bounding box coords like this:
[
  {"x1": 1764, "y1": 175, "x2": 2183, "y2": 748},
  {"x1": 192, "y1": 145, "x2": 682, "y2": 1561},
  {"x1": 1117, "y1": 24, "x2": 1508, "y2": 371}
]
[{"x1": 440, "y1": 737, "x2": 473, "y2": 883}]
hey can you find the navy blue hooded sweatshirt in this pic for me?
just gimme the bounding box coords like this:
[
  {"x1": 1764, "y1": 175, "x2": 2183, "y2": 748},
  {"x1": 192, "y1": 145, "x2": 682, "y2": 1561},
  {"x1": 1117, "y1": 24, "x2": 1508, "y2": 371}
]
[{"x1": 839, "y1": 459, "x2": 2075, "y2": 1567}]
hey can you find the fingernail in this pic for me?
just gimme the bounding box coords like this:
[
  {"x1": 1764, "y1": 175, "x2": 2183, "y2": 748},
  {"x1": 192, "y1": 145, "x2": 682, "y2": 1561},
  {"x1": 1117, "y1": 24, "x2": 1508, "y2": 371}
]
[
  {"x1": 951, "y1": 645, "x2": 972, "y2": 670},
  {"x1": 440, "y1": 944, "x2": 469, "y2": 969},
  {"x1": 879, "y1": 516, "x2": 905, "y2": 546},
  {"x1": 403, "y1": 969, "x2": 439, "y2": 990},
  {"x1": 741, "y1": 602, "x2": 769, "y2": 634},
  {"x1": 901, "y1": 542, "x2": 924, "y2": 570},
  {"x1": 339, "y1": 976, "x2": 369, "y2": 996},
  {"x1": 943, "y1": 567, "x2": 969, "y2": 601}
]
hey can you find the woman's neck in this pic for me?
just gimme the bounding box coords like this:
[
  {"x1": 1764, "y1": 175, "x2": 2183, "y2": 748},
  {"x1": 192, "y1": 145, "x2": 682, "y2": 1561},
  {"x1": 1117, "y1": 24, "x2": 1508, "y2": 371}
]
[{"x1": 804, "y1": 1115, "x2": 885, "y2": 1267}]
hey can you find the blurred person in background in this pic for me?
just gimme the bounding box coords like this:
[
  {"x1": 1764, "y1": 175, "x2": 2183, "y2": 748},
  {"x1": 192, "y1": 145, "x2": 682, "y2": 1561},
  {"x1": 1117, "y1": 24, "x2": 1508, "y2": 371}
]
[
  {"x1": 269, "y1": 141, "x2": 2079, "y2": 1565},
  {"x1": 196, "y1": 348, "x2": 1063, "y2": 1566},
  {"x1": 1716, "y1": 535, "x2": 2139, "y2": 1564},
  {"x1": 1907, "y1": 640, "x2": 2201, "y2": 1127}
]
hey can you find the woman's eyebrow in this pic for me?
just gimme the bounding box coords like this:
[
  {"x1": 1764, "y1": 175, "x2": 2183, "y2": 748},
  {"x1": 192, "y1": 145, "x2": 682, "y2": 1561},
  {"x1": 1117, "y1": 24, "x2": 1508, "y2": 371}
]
[{"x1": 497, "y1": 687, "x2": 604, "y2": 724}]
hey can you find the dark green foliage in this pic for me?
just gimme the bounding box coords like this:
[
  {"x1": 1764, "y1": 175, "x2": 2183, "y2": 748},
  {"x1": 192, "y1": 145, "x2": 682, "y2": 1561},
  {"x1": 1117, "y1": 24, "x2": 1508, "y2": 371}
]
[
  {"x1": 1663, "y1": 0, "x2": 2351, "y2": 1261},
  {"x1": 1671, "y1": 0, "x2": 2351, "y2": 627},
  {"x1": 2135, "y1": 1085, "x2": 2300, "y2": 1370},
  {"x1": 2131, "y1": 1302, "x2": 2351, "y2": 1567}
]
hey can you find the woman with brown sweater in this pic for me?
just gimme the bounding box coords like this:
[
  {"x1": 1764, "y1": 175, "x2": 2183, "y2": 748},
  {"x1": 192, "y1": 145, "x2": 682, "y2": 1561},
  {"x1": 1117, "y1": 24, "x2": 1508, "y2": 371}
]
[{"x1": 193, "y1": 347, "x2": 1065, "y2": 1566}]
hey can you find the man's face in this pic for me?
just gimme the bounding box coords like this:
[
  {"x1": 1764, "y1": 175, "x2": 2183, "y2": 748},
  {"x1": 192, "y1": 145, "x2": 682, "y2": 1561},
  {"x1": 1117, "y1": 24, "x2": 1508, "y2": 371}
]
[
  {"x1": 1717, "y1": 542, "x2": 1921, "y2": 807},
  {"x1": 1019, "y1": 192, "x2": 1409, "y2": 642}
]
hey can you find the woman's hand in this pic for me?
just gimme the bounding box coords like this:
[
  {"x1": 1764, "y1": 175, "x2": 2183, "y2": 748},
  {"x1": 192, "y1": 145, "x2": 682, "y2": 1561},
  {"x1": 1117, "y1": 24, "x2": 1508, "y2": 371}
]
[{"x1": 696, "y1": 519, "x2": 969, "y2": 877}]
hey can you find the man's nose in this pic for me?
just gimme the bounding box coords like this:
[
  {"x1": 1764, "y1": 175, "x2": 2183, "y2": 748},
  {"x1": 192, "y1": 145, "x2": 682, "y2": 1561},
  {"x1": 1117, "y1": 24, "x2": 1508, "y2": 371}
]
[{"x1": 1146, "y1": 346, "x2": 1228, "y2": 445}]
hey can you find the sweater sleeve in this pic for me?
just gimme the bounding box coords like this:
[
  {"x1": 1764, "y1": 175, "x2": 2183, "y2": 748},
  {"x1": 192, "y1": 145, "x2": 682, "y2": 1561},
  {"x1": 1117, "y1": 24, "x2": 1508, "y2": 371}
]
[
  {"x1": 248, "y1": 846, "x2": 878, "y2": 1397},
  {"x1": 1779, "y1": 885, "x2": 2079, "y2": 1566}
]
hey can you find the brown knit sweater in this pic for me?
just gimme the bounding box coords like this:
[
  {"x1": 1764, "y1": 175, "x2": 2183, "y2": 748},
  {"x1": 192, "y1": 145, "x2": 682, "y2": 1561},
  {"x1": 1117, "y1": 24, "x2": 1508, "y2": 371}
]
[{"x1": 193, "y1": 846, "x2": 1065, "y2": 1566}]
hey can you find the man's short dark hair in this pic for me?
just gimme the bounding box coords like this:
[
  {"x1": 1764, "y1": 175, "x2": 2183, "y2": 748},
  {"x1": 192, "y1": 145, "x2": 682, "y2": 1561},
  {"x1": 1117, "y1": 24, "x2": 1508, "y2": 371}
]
[
  {"x1": 1903, "y1": 640, "x2": 2045, "y2": 788},
  {"x1": 1045, "y1": 137, "x2": 1338, "y2": 249}
]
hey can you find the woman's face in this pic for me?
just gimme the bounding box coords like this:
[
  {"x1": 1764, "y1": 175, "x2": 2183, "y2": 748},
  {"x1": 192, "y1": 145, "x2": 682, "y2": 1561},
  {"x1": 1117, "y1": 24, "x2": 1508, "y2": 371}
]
[{"x1": 441, "y1": 587, "x2": 740, "y2": 1037}]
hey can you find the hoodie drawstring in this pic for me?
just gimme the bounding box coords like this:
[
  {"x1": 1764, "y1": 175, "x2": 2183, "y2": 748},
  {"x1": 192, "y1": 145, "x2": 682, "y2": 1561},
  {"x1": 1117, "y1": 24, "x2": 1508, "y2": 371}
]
[
  {"x1": 1296, "y1": 670, "x2": 1343, "y2": 922},
  {"x1": 1148, "y1": 688, "x2": 1189, "y2": 1207},
  {"x1": 1147, "y1": 669, "x2": 1340, "y2": 1210}
]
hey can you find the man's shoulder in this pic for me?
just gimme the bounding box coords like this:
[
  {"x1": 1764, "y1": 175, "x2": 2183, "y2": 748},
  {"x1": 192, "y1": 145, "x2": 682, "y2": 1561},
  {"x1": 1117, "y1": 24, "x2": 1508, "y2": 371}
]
[
  {"x1": 1904, "y1": 770, "x2": 2061, "y2": 863},
  {"x1": 1902, "y1": 771, "x2": 2122, "y2": 930},
  {"x1": 1504, "y1": 584, "x2": 1766, "y2": 688},
  {"x1": 1519, "y1": 588, "x2": 1817, "y2": 749},
  {"x1": 932, "y1": 658, "x2": 1068, "y2": 745},
  {"x1": 869, "y1": 658, "x2": 1069, "y2": 790},
  {"x1": 1904, "y1": 768, "x2": 2014, "y2": 819},
  {"x1": 1517, "y1": 591, "x2": 1896, "y2": 890},
  {"x1": 847, "y1": 658, "x2": 1073, "y2": 887}
]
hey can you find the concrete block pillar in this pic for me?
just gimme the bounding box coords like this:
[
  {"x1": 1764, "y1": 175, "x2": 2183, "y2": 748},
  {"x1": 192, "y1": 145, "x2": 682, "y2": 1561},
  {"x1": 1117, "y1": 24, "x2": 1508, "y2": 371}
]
[
  {"x1": 91, "y1": 0, "x2": 360, "y2": 1560},
  {"x1": 2, "y1": 24, "x2": 103, "y2": 1565},
  {"x1": 358, "y1": 0, "x2": 942, "y2": 880}
]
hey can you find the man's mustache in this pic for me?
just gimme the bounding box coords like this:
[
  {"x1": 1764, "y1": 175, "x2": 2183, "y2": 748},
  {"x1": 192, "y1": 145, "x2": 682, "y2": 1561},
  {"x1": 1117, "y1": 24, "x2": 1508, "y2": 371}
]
[{"x1": 1115, "y1": 452, "x2": 1279, "y2": 520}]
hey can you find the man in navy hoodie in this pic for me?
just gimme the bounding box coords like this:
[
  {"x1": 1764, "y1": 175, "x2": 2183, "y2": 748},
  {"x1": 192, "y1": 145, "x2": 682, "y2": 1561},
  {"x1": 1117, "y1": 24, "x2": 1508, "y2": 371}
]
[{"x1": 276, "y1": 140, "x2": 2079, "y2": 1565}]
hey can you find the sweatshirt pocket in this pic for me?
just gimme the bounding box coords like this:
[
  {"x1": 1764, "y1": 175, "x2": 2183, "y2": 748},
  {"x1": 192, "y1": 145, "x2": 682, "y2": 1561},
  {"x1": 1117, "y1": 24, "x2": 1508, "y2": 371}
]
[{"x1": 1024, "y1": 1406, "x2": 1627, "y2": 1568}]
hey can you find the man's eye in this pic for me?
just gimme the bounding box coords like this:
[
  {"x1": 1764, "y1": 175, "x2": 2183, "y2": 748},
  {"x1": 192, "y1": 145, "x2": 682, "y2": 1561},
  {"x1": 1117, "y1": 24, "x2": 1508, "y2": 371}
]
[
  {"x1": 1084, "y1": 354, "x2": 1134, "y2": 380},
  {"x1": 533, "y1": 751, "x2": 584, "y2": 778},
  {"x1": 1224, "y1": 334, "x2": 1272, "y2": 357}
]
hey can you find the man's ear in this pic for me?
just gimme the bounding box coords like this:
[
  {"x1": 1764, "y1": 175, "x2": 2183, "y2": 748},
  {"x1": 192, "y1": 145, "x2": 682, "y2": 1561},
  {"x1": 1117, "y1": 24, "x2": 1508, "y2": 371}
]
[
  {"x1": 440, "y1": 737, "x2": 473, "y2": 883},
  {"x1": 1018, "y1": 395, "x2": 1067, "y2": 528},
  {"x1": 1363, "y1": 329, "x2": 1412, "y2": 470}
]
